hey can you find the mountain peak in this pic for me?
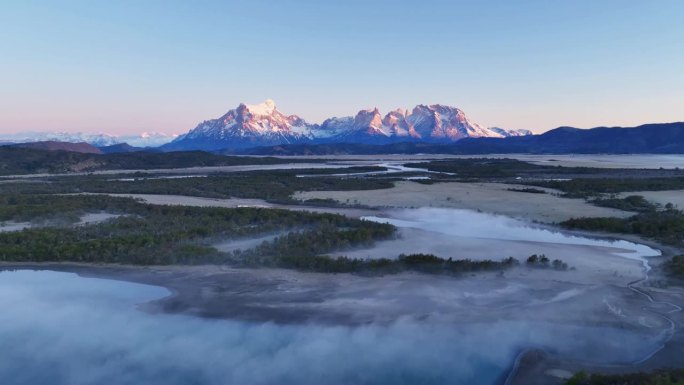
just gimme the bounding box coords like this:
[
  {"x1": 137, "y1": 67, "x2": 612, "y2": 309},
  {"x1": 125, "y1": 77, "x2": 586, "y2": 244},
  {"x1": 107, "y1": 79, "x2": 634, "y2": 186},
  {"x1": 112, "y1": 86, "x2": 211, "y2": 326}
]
[{"x1": 244, "y1": 99, "x2": 277, "y2": 116}]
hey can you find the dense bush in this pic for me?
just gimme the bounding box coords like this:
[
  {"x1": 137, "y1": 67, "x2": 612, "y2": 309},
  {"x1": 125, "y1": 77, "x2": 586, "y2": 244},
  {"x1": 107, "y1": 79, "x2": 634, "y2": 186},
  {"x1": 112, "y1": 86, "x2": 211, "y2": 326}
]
[
  {"x1": 256, "y1": 253, "x2": 521, "y2": 275},
  {"x1": 529, "y1": 177, "x2": 684, "y2": 198},
  {"x1": 525, "y1": 254, "x2": 569, "y2": 270},
  {"x1": 507, "y1": 187, "x2": 547, "y2": 194},
  {"x1": 591, "y1": 195, "x2": 657, "y2": 212},
  {"x1": 665, "y1": 255, "x2": 684, "y2": 280},
  {"x1": 561, "y1": 208, "x2": 684, "y2": 246},
  {"x1": 566, "y1": 369, "x2": 684, "y2": 385}
]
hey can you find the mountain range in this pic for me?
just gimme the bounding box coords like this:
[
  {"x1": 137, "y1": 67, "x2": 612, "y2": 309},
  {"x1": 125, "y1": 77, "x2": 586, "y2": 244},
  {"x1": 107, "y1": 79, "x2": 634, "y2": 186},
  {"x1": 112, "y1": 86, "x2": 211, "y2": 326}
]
[
  {"x1": 0, "y1": 131, "x2": 176, "y2": 148},
  {"x1": 452, "y1": 122, "x2": 684, "y2": 154},
  {"x1": 3, "y1": 100, "x2": 682, "y2": 155},
  {"x1": 161, "y1": 100, "x2": 531, "y2": 151},
  {"x1": 242, "y1": 122, "x2": 684, "y2": 155}
]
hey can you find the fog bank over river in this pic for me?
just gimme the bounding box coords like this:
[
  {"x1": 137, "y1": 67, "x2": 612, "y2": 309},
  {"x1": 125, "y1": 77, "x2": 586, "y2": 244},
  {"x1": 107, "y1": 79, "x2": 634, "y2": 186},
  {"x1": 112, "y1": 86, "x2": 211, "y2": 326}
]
[
  {"x1": 327, "y1": 208, "x2": 659, "y2": 285},
  {"x1": 0, "y1": 270, "x2": 663, "y2": 385}
]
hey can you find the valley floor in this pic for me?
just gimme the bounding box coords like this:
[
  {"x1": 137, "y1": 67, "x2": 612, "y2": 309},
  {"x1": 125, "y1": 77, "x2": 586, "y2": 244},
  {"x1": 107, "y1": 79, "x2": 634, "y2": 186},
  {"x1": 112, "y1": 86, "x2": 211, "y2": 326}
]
[
  {"x1": 3, "y1": 155, "x2": 684, "y2": 385},
  {"x1": 295, "y1": 180, "x2": 632, "y2": 223}
]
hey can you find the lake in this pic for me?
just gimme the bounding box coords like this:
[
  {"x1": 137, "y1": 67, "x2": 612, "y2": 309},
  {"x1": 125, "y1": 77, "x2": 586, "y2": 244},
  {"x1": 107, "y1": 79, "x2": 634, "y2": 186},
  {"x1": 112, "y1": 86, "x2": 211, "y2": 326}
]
[{"x1": 0, "y1": 269, "x2": 662, "y2": 385}]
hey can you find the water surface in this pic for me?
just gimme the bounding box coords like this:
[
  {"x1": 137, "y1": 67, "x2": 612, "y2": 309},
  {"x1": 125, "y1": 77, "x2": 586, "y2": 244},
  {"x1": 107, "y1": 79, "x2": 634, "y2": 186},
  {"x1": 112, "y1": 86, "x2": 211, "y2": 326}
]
[
  {"x1": 0, "y1": 270, "x2": 661, "y2": 385},
  {"x1": 363, "y1": 208, "x2": 660, "y2": 268}
]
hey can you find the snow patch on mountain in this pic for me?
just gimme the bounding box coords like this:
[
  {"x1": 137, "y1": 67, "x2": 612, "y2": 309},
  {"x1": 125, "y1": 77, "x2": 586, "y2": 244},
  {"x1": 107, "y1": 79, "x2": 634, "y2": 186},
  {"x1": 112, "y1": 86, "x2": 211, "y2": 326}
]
[{"x1": 245, "y1": 99, "x2": 277, "y2": 116}]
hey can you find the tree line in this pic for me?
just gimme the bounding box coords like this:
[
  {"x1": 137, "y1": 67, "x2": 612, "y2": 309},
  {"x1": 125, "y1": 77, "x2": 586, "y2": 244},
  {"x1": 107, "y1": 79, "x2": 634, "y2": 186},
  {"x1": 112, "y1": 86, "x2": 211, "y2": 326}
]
[
  {"x1": 0, "y1": 194, "x2": 396, "y2": 265},
  {"x1": 561, "y1": 206, "x2": 684, "y2": 247}
]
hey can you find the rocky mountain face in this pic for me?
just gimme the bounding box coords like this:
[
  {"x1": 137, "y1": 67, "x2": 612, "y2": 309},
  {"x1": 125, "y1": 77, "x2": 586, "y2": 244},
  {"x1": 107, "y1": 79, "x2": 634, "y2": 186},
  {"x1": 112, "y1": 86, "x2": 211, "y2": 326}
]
[
  {"x1": 163, "y1": 100, "x2": 313, "y2": 151},
  {"x1": 163, "y1": 100, "x2": 530, "y2": 151}
]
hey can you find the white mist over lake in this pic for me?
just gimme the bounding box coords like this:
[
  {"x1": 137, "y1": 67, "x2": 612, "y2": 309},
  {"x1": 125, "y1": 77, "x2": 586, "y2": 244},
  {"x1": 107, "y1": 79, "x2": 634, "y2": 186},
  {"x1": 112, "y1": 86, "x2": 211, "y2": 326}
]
[
  {"x1": 363, "y1": 208, "x2": 660, "y2": 268},
  {"x1": 0, "y1": 270, "x2": 662, "y2": 385}
]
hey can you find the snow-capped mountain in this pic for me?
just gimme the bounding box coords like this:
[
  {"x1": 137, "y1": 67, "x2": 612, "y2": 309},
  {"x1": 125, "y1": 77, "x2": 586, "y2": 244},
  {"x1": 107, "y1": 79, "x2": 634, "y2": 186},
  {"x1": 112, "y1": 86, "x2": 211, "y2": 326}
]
[
  {"x1": 124, "y1": 132, "x2": 177, "y2": 147},
  {"x1": 319, "y1": 108, "x2": 394, "y2": 143},
  {"x1": 488, "y1": 127, "x2": 533, "y2": 137},
  {"x1": 163, "y1": 100, "x2": 531, "y2": 151},
  {"x1": 163, "y1": 100, "x2": 312, "y2": 151},
  {"x1": 0, "y1": 131, "x2": 176, "y2": 147}
]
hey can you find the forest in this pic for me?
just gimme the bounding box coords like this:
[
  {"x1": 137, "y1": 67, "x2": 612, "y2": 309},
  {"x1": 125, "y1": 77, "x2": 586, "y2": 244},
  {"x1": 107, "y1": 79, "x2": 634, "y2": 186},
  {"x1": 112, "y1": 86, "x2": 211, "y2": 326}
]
[
  {"x1": 591, "y1": 195, "x2": 658, "y2": 212},
  {"x1": 529, "y1": 177, "x2": 684, "y2": 198},
  {"x1": 236, "y1": 252, "x2": 524, "y2": 275},
  {"x1": 0, "y1": 168, "x2": 395, "y2": 203},
  {"x1": 0, "y1": 146, "x2": 315, "y2": 175},
  {"x1": 0, "y1": 194, "x2": 567, "y2": 276},
  {"x1": 561, "y1": 206, "x2": 684, "y2": 247},
  {"x1": 0, "y1": 194, "x2": 395, "y2": 265}
]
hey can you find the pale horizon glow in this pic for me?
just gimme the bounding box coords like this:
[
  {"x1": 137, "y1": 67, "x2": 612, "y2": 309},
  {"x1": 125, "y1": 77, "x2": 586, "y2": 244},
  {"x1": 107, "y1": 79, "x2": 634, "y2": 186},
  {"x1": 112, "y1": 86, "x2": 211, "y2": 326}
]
[{"x1": 1, "y1": 1, "x2": 683, "y2": 135}]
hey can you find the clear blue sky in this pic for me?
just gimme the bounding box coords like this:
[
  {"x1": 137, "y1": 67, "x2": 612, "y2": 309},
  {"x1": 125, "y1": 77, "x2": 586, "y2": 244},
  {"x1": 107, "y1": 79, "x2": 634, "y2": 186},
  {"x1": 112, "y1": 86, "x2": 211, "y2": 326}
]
[{"x1": 1, "y1": 0, "x2": 682, "y2": 134}]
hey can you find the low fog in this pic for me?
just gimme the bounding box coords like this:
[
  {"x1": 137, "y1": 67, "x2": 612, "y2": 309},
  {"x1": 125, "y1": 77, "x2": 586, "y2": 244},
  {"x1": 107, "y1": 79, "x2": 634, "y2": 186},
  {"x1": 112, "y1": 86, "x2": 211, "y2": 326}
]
[
  {"x1": 354, "y1": 208, "x2": 659, "y2": 270},
  {"x1": 0, "y1": 270, "x2": 661, "y2": 385},
  {"x1": 365, "y1": 208, "x2": 659, "y2": 258}
]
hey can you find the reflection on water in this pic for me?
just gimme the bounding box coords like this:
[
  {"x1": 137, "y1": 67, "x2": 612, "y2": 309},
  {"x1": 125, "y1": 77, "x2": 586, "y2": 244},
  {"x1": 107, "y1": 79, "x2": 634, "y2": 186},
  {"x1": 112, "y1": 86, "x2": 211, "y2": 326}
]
[
  {"x1": 363, "y1": 208, "x2": 660, "y2": 269},
  {"x1": 0, "y1": 270, "x2": 661, "y2": 385}
]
